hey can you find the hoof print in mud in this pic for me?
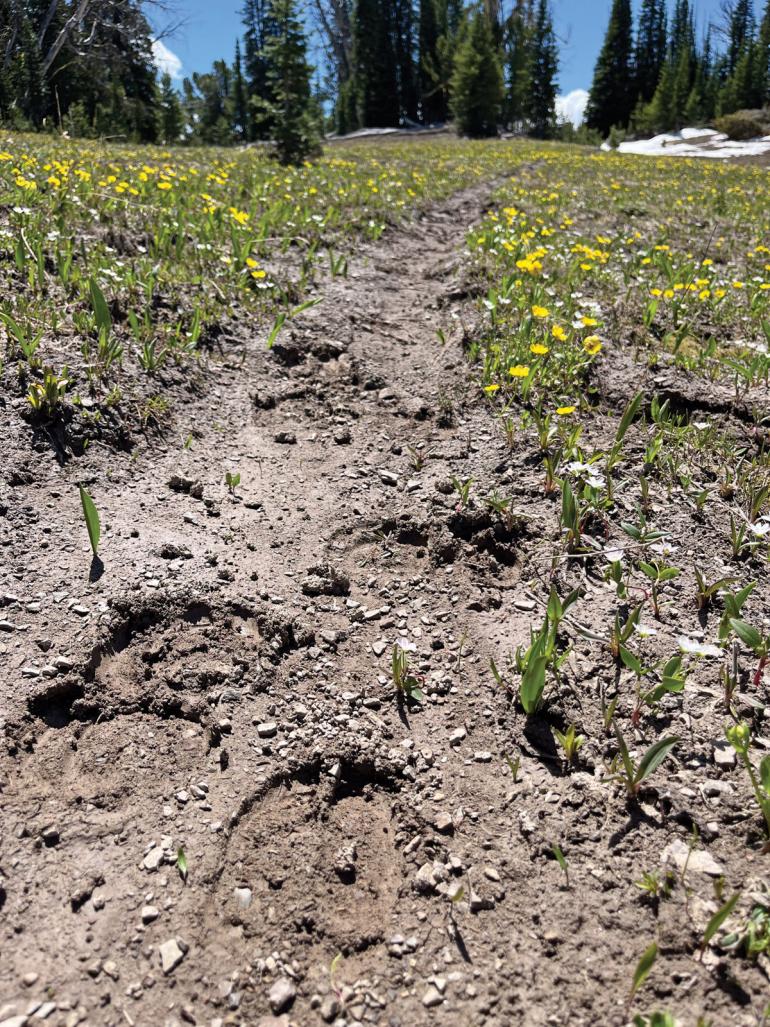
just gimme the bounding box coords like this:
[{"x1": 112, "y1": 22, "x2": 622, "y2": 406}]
[{"x1": 218, "y1": 760, "x2": 404, "y2": 954}]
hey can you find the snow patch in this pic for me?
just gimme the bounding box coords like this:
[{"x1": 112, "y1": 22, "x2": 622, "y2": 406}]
[{"x1": 610, "y1": 127, "x2": 770, "y2": 159}]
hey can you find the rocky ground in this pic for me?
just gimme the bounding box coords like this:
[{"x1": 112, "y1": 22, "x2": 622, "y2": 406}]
[{"x1": 1, "y1": 176, "x2": 768, "y2": 1027}]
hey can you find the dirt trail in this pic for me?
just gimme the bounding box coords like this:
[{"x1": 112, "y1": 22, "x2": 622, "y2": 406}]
[{"x1": 0, "y1": 181, "x2": 759, "y2": 1027}]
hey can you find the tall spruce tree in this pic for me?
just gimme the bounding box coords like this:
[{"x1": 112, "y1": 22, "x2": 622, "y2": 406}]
[
  {"x1": 159, "y1": 73, "x2": 184, "y2": 143},
  {"x1": 351, "y1": 0, "x2": 399, "y2": 126},
  {"x1": 634, "y1": 0, "x2": 667, "y2": 104},
  {"x1": 449, "y1": 5, "x2": 503, "y2": 137},
  {"x1": 258, "y1": 0, "x2": 320, "y2": 163},
  {"x1": 527, "y1": 0, "x2": 557, "y2": 137},
  {"x1": 586, "y1": 0, "x2": 634, "y2": 136},
  {"x1": 233, "y1": 40, "x2": 249, "y2": 140},
  {"x1": 504, "y1": 0, "x2": 532, "y2": 129}
]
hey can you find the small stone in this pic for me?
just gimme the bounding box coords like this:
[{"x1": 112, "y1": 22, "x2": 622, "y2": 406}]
[
  {"x1": 257, "y1": 722, "x2": 278, "y2": 738},
  {"x1": 473, "y1": 751, "x2": 493, "y2": 763},
  {"x1": 469, "y1": 889, "x2": 495, "y2": 912},
  {"x1": 142, "y1": 847, "x2": 164, "y2": 872},
  {"x1": 159, "y1": 938, "x2": 186, "y2": 975},
  {"x1": 22, "y1": 973, "x2": 38, "y2": 988},
  {"x1": 141, "y1": 905, "x2": 160, "y2": 924},
  {"x1": 34, "y1": 1003, "x2": 56, "y2": 1020},
  {"x1": 422, "y1": 986, "x2": 444, "y2": 1008},
  {"x1": 449, "y1": 727, "x2": 466, "y2": 746},
  {"x1": 41, "y1": 826, "x2": 59, "y2": 847},
  {"x1": 661, "y1": 838, "x2": 724, "y2": 877},
  {"x1": 268, "y1": 978, "x2": 296, "y2": 1014},
  {"x1": 378, "y1": 470, "x2": 398, "y2": 486},
  {"x1": 713, "y1": 741, "x2": 736, "y2": 769},
  {"x1": 320, "y1": 996, "x2": 340, "y2": 1022},
  {"x1": 274, "y1": 431, "x2": 297, "y2": 445},
  {"x1": 234, "y1": 887, "x2": 253, "y2": 910},
  {"x1": 0, "y1": 1017, "x2": 28, "y2": 1027},
  {"x1": 372, "y1": 641, "x2": 387, "y2": 657},
  {"x1": 434, "y1": 812, "x2": 454, "y2": 835}
]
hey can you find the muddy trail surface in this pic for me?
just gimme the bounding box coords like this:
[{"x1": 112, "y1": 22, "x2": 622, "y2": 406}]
[{"x1": 0, "y1": 179, "x2": 765, "y2": 1027}]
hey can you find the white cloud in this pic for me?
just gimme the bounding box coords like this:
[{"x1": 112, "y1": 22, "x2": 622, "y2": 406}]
[
  {"x1": 556, "y1": 89, "x2": 589, "y2": 128},
  {"x1": 152, "y1": 39, "x2": 183, "y2": 80}
]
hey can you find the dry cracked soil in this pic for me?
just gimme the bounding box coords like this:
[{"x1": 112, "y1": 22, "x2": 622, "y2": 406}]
[{"x1": 1, "y1": 178, "x2": 768, "y2": 1027}]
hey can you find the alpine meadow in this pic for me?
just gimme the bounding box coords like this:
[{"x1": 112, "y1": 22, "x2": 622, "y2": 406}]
[{"x1": 2, "y1": 2, "x2": 770, "y2": 1026}]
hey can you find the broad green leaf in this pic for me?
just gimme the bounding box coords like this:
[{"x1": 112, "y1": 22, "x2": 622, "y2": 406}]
[
  {"x1": 730, "y1": 618, "x2": 762, "y2": 652},
  {"x1": 267, "y1": 312, "x2": 287, "y2": 348},
  {"x1": 620, "y1": 645, "x2": 644, "y2": 675},
  {"x1": 759, "y1": 756, "x2": 770, "y2": 796},
  {"x1": 79, "y1": 485, "x2": 100, "y2": 556},
  {"x1": 631, "y1": 941, "x2": 658, "y2": 997},
  {"x1": 635, "y1": 736, "x2": 678, "y2": 785},
  {"x1": 89, "y1": 278, "x2": 111, "y2": 335},
  {"x1": 701, "y1": 893, "x2": 740, "y2": 953},
  {"x1": 291, "y1": 296, "x2": 323, "y2": 317},
  {"x1": 520, "y1": 655, "x2": 547, "y2": 715},
  {"x1": 615, "y1": 391, "x2": 644, "y2": 445}
]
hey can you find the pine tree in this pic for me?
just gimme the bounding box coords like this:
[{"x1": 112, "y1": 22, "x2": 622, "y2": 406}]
[
  {"x1": 634, "y1": 0, "x2": 667, "y2": 104},
  {"x1": 257, "y1": 0, "x2": 320, "y2": 163},
  {"x1": 504, "y1": 0, "x2": 532, "y2": 129},
  {"x1": 755, "y1": 0, "x2": 770, "y2": 103},
  {"x1": 351, "y1": 0, "x2": 400, "y2": 127},
  {"x1": 160, "y1": 73, "x2": 184, "y2": 143},
  {"x1": 233, "y1": 40, "x2": 249, "y2": 140},
  {"x1": 449, "y1": 6, "x2": 503, "y2": 137},
  {"x1": 646, "y1": 57, "x2": 675, "y2": 132},
  {"x1": 242, "y1": 0, "x2": 276, "y2": 139},
  {"x1": 526, "y1": 0, "x2": 557, "y2": 138},
  {"x1": 727, "y1": 0, "x2": 755, "y2": 74},
  {"x1": 585, "y1": 0, "x2": 634, "y2": 136}
]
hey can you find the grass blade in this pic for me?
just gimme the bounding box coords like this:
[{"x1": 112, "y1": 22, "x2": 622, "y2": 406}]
[
  {"x1": 630, "y1": 941, "x2": 657, "y2": 998},
  {"x1": 79, "y1": 485, "x2": 100, "y2": 556}
]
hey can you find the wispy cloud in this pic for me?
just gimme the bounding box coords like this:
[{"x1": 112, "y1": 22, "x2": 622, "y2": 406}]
[
  {"x1": 152, "y1": 39, "x2": 183, "y2": 80},
  {"x1": 556, "y1": 89, "x2": 589, "y2": 128}
]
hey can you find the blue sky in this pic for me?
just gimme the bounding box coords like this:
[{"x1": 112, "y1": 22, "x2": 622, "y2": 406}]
[{"x1": 151, "y1": 0, "x2": 732, "y2": 121}]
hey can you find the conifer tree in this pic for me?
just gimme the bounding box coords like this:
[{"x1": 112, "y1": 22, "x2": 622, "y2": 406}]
[
  {"x1": 351, "y1": 0, "x2": 399, "y2": 127},
  {"x1": 449, "y1": 5, "x2": 503, "y2": 137},
  {"x1": 527, "y1": 0, "x2": 557, "y2": 138},
  {"x1": 159, "y1": 73, "x2": 184, "y2": 143},
  {"x1": 233, "y1": 40, "x2": 249, "y2": 140},
  {"x1": 504, "y1": 0, "x2": 532, "y2": 129},
  {"x1": 634, "y1": 0, "x2": 667, "y2": 104},
  {"x1": 257, "y1": 0, "x2": 320, "y2": 163},
  {"x1": 585, "y1": 0, "x2": 634, "y2": 136}
]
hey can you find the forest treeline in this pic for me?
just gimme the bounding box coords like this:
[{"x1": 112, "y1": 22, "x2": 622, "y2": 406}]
[
  {"x1": 0, "y1": 0, "x2": 769, "y2": 152},
  {"x1": 587, "y1": 0, "x2": 770, "y2": 137}
]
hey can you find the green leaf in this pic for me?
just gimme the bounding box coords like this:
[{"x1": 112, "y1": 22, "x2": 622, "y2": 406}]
[
  {"x1": 330, "y1": 952, "x2": 342, "y2": 976},
  {"x1": 291, "y1": 296, "x2": 323, "y2": 317},
  {"x1": 89, "y1": 278, "x2": 111, "y2": 336},
  {"x1": 701, "y1": 893, "x2": 740, "y2": 955},
  {"x1": 520, "y1": 655, "x2": 547, "y2": 715},
  {"x1": 176, "y1": 846, "x2": 188, "y2": 882},
  {"x1": 490, "y1": 658, "x2": 504, "y2": 688},
  {"x1": 504, "y1": 752, "x2": 520, "y2": 782},
  {"x1": 547, "y1": 587, "x2": 562, "y2": 623},
  {"x1": 615, "y1": 391, "x2": 644, "y2": 445},
  {"x1": 267, "y1": 312, "x2": 287, "y2": 348},
  {"x1": 631, "y1": 941, "x2": 658, "y2": 997},
  {"x1": 620, "y1": 645, "x2": 644, "y2": 675},
  {"x1": 759, "y1": 756, "x2": 770, "y2": 797},
  {"x1": 635, "y1": 736, "x2": 678, "y2": 786},
  {"x1": 730, "y1": 618, "x2": 762, "y2": 653},
  {"x1": 79, "y1": 485, "x2": 100, "y2": 556}
]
